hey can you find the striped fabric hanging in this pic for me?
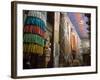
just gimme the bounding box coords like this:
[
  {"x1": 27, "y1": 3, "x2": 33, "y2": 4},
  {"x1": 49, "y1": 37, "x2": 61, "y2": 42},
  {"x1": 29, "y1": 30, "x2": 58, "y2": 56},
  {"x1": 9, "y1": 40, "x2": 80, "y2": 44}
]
[{"x1": 23, "y1": 11, "x2": 47, "y2": 55}]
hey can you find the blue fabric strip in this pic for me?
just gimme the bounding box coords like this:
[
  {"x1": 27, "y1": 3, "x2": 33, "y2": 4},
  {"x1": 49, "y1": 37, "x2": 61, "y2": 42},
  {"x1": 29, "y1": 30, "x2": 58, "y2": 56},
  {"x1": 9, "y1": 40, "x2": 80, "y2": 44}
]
[{"x1": 24, "y1": 16, "x2": 46, "y2": 31}]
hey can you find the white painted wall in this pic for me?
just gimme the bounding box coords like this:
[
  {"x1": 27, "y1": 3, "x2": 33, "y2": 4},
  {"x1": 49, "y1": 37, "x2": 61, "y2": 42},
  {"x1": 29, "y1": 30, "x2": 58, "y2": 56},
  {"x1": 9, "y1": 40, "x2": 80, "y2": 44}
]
[{"x1": 0, "y1": 0, "x2": 100, "y2": 80}]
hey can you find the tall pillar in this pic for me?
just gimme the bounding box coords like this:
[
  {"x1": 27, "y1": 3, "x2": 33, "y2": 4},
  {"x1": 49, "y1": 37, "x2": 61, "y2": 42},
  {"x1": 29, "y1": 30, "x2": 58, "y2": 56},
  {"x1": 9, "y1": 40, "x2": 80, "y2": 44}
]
[{"x1": 53, "y1": 12, "x2": 60, "y2": 67}]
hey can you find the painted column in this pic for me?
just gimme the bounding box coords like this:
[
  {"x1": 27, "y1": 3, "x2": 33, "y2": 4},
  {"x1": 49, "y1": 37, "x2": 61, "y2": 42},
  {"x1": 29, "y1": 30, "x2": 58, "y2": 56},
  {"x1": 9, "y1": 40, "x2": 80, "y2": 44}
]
[{"x1": 53, "y1": 12, "x2": 60, "y2": 67}]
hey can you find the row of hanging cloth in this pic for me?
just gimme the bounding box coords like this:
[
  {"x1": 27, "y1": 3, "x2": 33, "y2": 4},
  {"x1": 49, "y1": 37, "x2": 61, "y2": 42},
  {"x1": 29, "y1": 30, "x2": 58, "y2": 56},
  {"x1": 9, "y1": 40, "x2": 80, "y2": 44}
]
[
  {"x1": 24, "y1": 16, "x2": 46, "y2": 32},
  {"x1": 23, "y1": 12, "x2": 46, "y2": 55},
  {"x1": 23, "y1": 25, "x2": 45, "y2": 38},
  {"x1": 27, "y1": 11, "x2": 47, "y2": 25},
  {"x1": 23, "y1": 43, "x2": 44, "y2": 55},
  {"x1": 23, "y1": 34, "x2": 45, "y2": 47}
]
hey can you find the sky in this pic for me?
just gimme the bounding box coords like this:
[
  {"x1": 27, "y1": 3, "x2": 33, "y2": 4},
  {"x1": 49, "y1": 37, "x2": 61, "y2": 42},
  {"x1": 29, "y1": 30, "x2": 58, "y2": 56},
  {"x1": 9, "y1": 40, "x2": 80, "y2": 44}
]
[{"x1": 67, "y1": 12, "x2": 90, "y2": 39}]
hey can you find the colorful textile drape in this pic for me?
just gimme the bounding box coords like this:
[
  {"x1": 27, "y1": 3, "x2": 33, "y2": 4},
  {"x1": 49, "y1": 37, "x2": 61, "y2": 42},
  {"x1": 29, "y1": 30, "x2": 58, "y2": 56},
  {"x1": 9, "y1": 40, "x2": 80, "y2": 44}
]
[{"x1": 23, "y1": 12, "x2": 46, "y2": 55}]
